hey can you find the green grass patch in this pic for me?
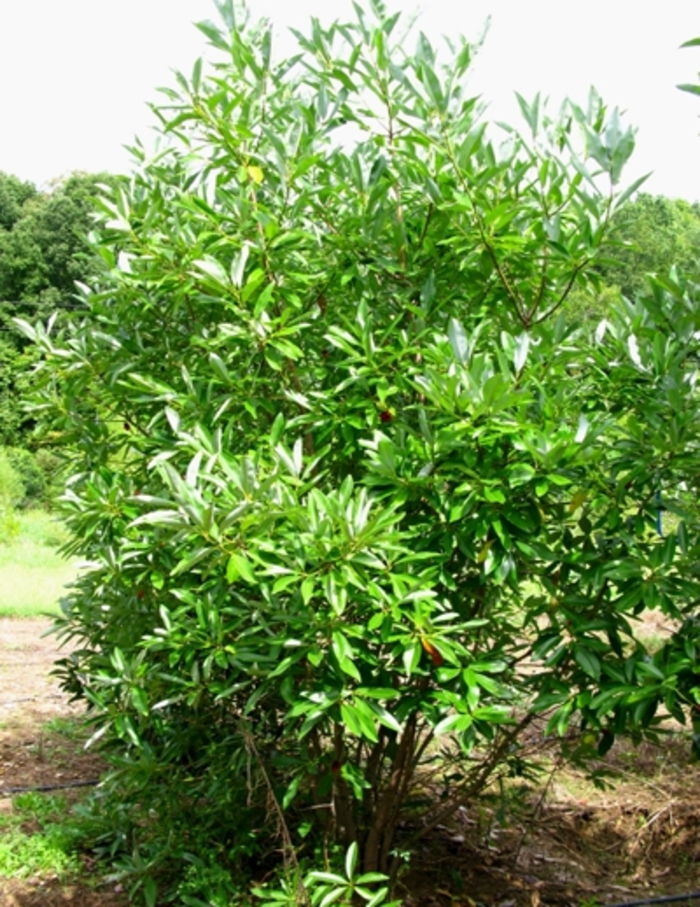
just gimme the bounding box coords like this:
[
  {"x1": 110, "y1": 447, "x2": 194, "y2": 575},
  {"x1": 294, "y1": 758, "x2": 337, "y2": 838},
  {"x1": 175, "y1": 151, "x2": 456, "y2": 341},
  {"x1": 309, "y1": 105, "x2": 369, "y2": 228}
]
[
  {"x1": 0, "y1": 793, "x2": 81, "y2": 879},
  {"x1": 0, "y1": 510, "x2": 80, "y2": 618},
  {"x1": 0, "y1": 828, "x2": 80, "y2": 878},
  {"x1": 42, "y1": 716, "x2": 86, "y2": 740}
]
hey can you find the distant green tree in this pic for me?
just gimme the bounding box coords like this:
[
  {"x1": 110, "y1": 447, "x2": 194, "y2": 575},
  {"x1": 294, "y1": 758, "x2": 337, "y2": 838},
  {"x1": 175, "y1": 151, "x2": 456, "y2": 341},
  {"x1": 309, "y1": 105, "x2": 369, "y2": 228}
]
[
  {"x1": 0, "y1": 172, "x2": 117, "y2": 446},
  {"x1": 0, "y1": 338, "x2": 33, "y2": 448},
  {"x1": 0, "y1": 172, "x2": 116, "y2": 316},
  {"x1": 598, "y1": 193, "x2": 700, "y2": 299},
  {"x1": 0, "y1": 172, "x2": 36, "y2": 231}
]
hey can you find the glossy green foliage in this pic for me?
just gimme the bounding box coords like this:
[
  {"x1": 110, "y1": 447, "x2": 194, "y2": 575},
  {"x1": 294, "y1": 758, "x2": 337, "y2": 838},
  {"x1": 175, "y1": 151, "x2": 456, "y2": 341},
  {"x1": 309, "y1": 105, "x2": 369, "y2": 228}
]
[{"x1": 21, "y1": 1, "x2": 700, "y2": 898}]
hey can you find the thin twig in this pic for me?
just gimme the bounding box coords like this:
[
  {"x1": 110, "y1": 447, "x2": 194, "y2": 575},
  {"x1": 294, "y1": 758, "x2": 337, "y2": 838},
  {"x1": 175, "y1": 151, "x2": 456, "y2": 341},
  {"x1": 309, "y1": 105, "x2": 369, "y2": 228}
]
[{"x1": 239, "y1": 720, "x2": 311, "y2": 907}]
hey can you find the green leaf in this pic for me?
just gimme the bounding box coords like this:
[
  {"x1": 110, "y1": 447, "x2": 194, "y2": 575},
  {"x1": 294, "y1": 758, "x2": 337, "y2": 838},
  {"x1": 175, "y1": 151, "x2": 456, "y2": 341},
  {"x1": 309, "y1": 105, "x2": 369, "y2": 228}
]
[
  {"x1": 301, "y1": 576, "x2": 316, "y2": 604},
  {"x1": 402, "y1": 641, "x2": 421, "y2": 677},
  {"x1": 195, "y1": 18, "x2": 230, "y2": 51},
  {"x1": 194, "y1": 257, "x2": 228, "y2": 286},
  {"x1": 213, "y1": 0, "x2": 237, "y2": 30},
  {"x1": 230, "y1": 244, "x2": 251, "y2": 288},
  {"x1": 448, "y1": 317, "x2": 469, "y2": 363},
  {"x1": 144, "y1": 877, "x2": 158, "y2": 907},
  {"x1": 345, "y1": 841, "x2": 358, "y2": 879},
  {"x1": 282, "y1": 775, "x2": 301, "y2": 809},
  {"x1": 226, "y1": 553, "x2": 257, "y2": 585},
  {"x1": 515, "y1": 91, "x2": 540, "y2": 134},
  {"x1": 340, "y1": 762, "x2": 371, "y2": 799},
  {"x1": 332, "y1": 631, "x2": 362, "y2": 681},
  {"x1": 341, "y1": 702, "x2": 375, "y2": 740},
  {"x1": 508, "y1": 463, "x2": 535, "y2": 487},
  {"x1": 483, "y1": 486, "x2": 506, "y2": 504},
  {"x1": 366, "y1": 701, "x2": 402, "y2": 733},
  {"x1": 131, "y1": 686, "x2": 149, "y2": 716},
  {"x1": 433, "y1": 713, "x2": 471, "y2": 735},
  {"x1": 613, "y1": 172, "x2": 651, "y2": 210},
  {"x1": 574, "y1": 645, "x2": 601, "y2": 680},
  {"x1": 513, "y1": 332, "x2": 530, "y2": 372},
  {"x1": 270, "y1": 412, "x2": 286, "y2": 447}
]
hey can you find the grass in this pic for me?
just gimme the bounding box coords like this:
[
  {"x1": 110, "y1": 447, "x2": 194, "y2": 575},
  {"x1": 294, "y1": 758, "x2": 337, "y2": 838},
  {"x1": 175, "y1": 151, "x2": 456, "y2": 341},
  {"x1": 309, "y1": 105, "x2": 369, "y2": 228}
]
[
  {"x1": 42, "y1": 715, "x2": 86, "y2": 739},
  {"x1": 0, "y1": 793, "x2": 81, "y2": 879},
  {"x1": 0, "y1": 510, "x2": 80, "y2": 618}
]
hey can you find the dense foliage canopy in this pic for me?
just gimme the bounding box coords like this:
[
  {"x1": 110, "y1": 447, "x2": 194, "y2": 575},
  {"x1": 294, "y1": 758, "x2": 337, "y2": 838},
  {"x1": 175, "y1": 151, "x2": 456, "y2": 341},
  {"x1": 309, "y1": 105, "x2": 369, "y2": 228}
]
[{"x1": 19, "y1": 3, "x2": 700, "y2": 903}]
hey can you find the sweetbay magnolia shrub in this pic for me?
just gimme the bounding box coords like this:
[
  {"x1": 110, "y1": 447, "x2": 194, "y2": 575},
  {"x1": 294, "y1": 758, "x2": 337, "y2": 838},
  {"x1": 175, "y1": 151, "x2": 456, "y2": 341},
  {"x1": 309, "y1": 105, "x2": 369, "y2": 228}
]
[{"x1": 19, "y1": 1, "x2": 700, "y2": 900}]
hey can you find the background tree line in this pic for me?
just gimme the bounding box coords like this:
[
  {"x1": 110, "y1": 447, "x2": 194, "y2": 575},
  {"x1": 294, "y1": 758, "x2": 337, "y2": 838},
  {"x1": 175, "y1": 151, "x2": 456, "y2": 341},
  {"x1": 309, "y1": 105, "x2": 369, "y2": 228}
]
[
  {"x1": 601, "y1": 194, "x2": 700, "y2": 297},
  {"x1": 564, "y1": 192, "x2": 700, "y2": 320},
  {"x1": 0, "y1": 170, "x2": 118, "y2": 450}
]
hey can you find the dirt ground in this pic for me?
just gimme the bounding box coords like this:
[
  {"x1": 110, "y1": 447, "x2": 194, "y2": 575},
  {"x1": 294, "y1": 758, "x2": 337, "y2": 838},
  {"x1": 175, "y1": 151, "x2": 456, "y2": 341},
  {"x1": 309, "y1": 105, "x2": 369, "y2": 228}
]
[
  {"x1": 0, "y1": 617, "x2": 699, "y2": 906},
  {"x1": 400, "y1": 739, "x2": 700, "y2": 906},
  {"x1": 0, "y1": 617, "x2": 128, "y2": 906}
]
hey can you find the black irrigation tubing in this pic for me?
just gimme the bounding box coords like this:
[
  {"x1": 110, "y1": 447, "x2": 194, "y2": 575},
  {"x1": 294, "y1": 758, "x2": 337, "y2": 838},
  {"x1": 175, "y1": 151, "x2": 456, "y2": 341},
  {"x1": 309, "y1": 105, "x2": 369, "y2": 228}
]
[
  {"x1": 0, "y1": 779, "x2": 100, "y2": 798},
  {"x1": 607, "y1": 894, "x2": 700, "y2": 907}
]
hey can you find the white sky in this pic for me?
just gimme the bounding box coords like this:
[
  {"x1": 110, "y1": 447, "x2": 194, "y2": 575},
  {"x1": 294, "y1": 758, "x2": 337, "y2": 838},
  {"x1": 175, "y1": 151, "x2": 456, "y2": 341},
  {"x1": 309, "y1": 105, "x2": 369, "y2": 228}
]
[{"x1": 0, "y1": 0, "x2": 698, "y2": 200}]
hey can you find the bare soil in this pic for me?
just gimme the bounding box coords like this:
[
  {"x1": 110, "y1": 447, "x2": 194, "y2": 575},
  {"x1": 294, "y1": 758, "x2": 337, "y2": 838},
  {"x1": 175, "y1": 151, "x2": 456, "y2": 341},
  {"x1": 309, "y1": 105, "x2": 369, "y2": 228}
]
[
  {"x1": 1, "y1": 617, "x2": 699, "y2": 906},
  {"x1": 400, "y1": 739, "x2": 700, "y2": 906},
  {"x1": 0, "y1": 617, "x2": 127, "y2": 906}
]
